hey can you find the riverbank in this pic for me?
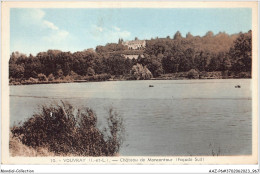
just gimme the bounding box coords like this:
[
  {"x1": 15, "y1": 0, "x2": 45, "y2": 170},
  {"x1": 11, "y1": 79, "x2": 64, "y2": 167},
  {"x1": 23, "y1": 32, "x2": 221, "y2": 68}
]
[{"x1": 9, "y1": 71, "x2": 251, "y2": 86}]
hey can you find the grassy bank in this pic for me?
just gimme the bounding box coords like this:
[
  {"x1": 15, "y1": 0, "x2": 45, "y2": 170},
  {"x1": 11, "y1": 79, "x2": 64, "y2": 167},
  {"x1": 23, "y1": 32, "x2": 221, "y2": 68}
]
[
  {"x1": 9, "y1": 132, "x2": 55, "y2": 157},
  {"x1": 9, "y1": 73, "x2": 112, "y2": 85},
  {"x1": 9, "y1": 71, "x2": 251, "y2": 86}
]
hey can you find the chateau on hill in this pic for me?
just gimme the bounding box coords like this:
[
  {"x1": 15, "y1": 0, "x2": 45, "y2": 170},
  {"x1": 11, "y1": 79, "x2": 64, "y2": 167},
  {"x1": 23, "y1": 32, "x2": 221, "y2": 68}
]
[{"x1": 122, "y1": 39, "x2": 146, "y2": 50}]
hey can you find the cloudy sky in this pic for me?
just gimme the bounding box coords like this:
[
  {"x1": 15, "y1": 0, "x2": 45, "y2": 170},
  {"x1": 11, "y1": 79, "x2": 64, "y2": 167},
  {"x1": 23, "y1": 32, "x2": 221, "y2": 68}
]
[{"x1": 10, "y1": 8, "x2": 251, "y2": 55}]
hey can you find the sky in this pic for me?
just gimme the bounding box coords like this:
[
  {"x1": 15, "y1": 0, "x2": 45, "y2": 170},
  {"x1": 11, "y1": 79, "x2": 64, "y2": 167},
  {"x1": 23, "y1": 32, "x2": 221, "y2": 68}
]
[{"x1": 10, "y1": 8, "x2": 252, "y2": 56}]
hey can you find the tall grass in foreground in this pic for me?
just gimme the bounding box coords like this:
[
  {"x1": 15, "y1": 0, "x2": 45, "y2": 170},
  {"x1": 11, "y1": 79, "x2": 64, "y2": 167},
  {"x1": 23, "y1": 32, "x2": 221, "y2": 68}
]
[
  {"x1": 10, "y1": 101, "x2": 124, "y2": 156},
  {"x1": 9, "y1": 132, "x2": 55, "y2": 157}
]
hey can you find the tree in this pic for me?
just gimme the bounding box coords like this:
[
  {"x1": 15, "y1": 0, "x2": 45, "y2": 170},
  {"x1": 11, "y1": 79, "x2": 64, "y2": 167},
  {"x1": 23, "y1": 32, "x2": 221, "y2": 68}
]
[
  {"x1": 130, "y1": 63, "x2": 153, "y2": 80},
  {"x1": 174, "y1": 31, "x2": 182, "y2": 40},
  {"x1": 187, "y1": 69, "x2": 199, "y2": 79},
  {"x1": 151, "y1": 59, "x2": 163, "y2": 77},
  {"x1": 9, "y1": 64, "x2": 25, "y2": 79},
  {"x1": 205, "y1": 31, "x2": 214, "y2": 37},
  {"x1": 222, "y1": 57, "x2": 232, "y2": 71},
  {"x1": 56, "y1": 69, "x2": 64, "y2": 79},
  {"x1": 229, "y1": 31, "x2": 252, "y2": 72},
  {"x1": 195, "y1": 51, "x2": 211, "y2": 72},
  {"x1": 124, "y1": 58, "x2": 133, "y2": 75},
  {"x1": 118, "y1": 38, "x2": 124, "y2": 44},
  {"x1": 186, "y1": 32, "x2": 193, "y2": 39},
  {"x1": 87, "y1": 67, "x2": 95, "y2": 76},
  {"x1": 106, "y1": 55, "x2": 126, "y2": 76},
  {"x1": 208, "y1": 54, "x2": 222, "y2": 72},
  {"x1": 48, "y1": 74, "x2": 55, "y2": 81},
  {"x1": 38, "y1": 73, "x2": 47, "y2": 81}
]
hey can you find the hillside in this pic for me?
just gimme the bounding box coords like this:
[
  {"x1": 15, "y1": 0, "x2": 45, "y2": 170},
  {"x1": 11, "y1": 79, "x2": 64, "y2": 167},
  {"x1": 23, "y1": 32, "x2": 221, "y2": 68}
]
[{"x1": 9, "y1": 30, "x2": 252, "y2": 85}]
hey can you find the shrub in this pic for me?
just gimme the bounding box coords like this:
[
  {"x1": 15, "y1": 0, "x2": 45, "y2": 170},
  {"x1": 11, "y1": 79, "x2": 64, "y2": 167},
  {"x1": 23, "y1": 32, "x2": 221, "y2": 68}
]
[
  {"x1": 199, "y1": 71, "x2": 208, "y2": 78},
  {"x1": 9, "y1": 78, "x2": 22, "y2": 85},
  {"x1": 38, "y1": 73, "x2": 47, "y2": 81},
  {"x1": 97, "y1": 73, "x2": 111, "y2": 81},
  {"x1": 11, "y1": 101, "x2": 124, "y2": 156},
  {"x1": 87, "y1": 67, "x2": 95, "y2": 76},
  {"x1": 48, "y1": 74, "x2": 55, "y2": 81},
  {"x1": 9, "y1": 64, "x2": 25, "y2": 79},
  {"x1": 27, "y1": 77, "x2": 38, "y2": 83},
  {"x1": 84, "y1": 73, "x2": 111, "y2": 82},
  {"x1": 187, "y1": 69, "x2": 199, "y2": 79},
  {"x1": 237, "y1": 72, "x2": 251, "y2": 78},
  {"x1": 130, "y1": 63, "x2": 153, "y2": 80},
  {"x1": 221, "y1": 70, "x2": 229, "y2": 79},
  {"x1": 69, "y1": 71, "x2": 82, "y2": 80}
]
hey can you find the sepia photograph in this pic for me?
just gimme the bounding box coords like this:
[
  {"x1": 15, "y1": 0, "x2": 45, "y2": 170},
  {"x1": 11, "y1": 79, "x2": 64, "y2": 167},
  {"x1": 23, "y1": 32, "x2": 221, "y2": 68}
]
[{"x1": 1, "y1": 1, "x2": 258, "y2": 168}]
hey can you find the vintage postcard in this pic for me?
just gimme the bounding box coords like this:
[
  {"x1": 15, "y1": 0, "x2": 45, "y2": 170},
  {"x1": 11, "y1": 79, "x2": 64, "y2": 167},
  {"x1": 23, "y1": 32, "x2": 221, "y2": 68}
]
[{"x1": 1, "y1": 1, "x2": 258, "y2": 166}]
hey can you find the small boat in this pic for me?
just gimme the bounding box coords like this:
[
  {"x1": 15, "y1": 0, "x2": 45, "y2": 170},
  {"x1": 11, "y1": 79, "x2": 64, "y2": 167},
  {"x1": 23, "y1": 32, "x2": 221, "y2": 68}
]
[
  {"x1": 149, "y1": 85, "x2": 154, "y2": 87},
  {"x1": 235, "y1": 85, "x2": 241, "y2": 88}
]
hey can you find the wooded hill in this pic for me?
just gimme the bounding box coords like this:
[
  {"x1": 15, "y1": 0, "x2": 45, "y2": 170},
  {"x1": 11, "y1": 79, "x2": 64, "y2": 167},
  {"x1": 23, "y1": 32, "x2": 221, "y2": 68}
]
[{"x1": 9, "y1": 30, "x2": 252, "y2": 85}]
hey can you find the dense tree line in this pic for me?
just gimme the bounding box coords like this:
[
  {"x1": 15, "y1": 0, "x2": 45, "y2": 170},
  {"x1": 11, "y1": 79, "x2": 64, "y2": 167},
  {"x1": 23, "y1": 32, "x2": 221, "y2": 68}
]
[
  {"x1": 9, "y1": 30, "x2": 252, "y2": 84},
  {"x1": 141, "y1": 30, "x2": 251, "y2": 76},
  {"x1": 9, "y1": 49, "x2": 134, "y2": 83}
]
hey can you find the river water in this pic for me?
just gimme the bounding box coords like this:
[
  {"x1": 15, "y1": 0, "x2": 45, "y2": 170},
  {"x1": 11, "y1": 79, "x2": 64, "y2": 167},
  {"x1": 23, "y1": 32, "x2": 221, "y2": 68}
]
[{"x1": 10, "y1": 79, "x2": 252, "y2": 156}]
